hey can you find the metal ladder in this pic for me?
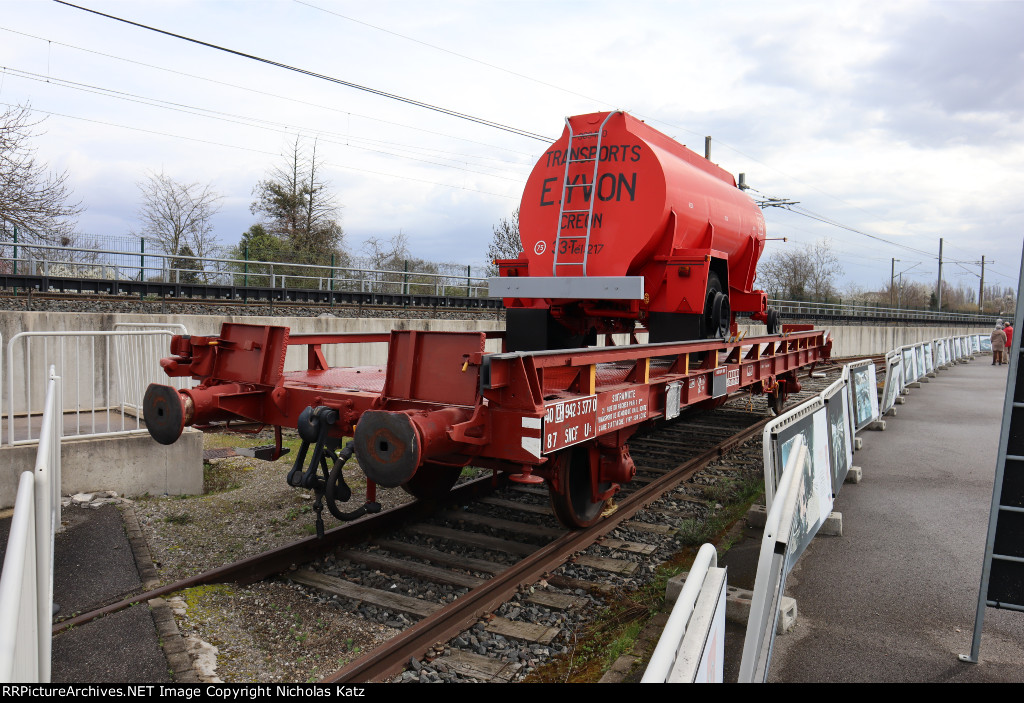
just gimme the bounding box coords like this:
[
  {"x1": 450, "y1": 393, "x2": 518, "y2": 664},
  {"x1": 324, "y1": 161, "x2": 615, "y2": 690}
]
[{"x1": 552, "y1": 111, "x2": 619, "y2": 276}]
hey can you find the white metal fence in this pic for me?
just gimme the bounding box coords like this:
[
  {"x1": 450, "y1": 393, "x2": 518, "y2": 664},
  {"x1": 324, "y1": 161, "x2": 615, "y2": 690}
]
[
  {"x1": 5, "y1": 327, "x2": 189, "y2": 446},
  {"x1": 0, "y1": 368, "x2": 62, "y2": 682},
  {"x1": 769, "y1": 299, "x2": 1001, "y2": 325},
  {"x1": 0, "y1": 239, "x2": 490, "y2": 297}
]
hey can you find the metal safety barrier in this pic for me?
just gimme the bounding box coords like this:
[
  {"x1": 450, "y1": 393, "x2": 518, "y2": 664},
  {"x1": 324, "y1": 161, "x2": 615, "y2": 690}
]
[
  {"x1": 5, "y1": 328, "x2": 188, "y2": 446},
  {"x1": 740, "y1": 331, "x2": 988, "y2": 681},
  {"x1": 642, "y1": 542, "x2": 725, "y2": 683},
  {"x1": 768, "y1": 298, "x2": 1001, "y2": 326},
  {"x1": 0, "y1": 369, "x2": 62, "y2": 682}
]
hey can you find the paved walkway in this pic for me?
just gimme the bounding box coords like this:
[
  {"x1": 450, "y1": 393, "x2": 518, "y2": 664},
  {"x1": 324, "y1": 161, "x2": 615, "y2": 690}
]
[
  {"x1": 0, "y1": 503, "x2": 172, "y2": 683},
  {"x1": 767, "y1": 357, "x2": 1024, "y2": 682}
]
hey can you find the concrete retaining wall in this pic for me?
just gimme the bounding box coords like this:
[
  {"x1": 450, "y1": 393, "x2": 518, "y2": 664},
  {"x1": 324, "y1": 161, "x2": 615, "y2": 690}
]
[{"x1": 0, "y1": 310, "x2": 991, "y2": 368}]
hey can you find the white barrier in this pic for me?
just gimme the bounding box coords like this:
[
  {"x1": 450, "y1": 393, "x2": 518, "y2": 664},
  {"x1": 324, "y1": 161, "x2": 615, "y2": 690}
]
[
  {"x1": 739, "y1": 436, "x2": 812, "y2": 683},
  {"x1": 6, "y1": 328, "x2": 186, "y2": 446},
  {"x1": 740, "y1": 331, "x2": 987, "y2": 680},
  {"x1": 112, "y1": 323, "x2": 190, "y2": 415},
  {"x1": 0, "y1": 369, "x2": 61, "y2": 683},
  {"x1": 642, "y1": 543, "x2": 726, "y2": 683}
]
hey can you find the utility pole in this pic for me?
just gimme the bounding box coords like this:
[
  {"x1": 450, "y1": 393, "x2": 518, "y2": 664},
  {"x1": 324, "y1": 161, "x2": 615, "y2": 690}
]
[
  {"x1": 937, "y1": 238, "x2": 944, "y2": 310},
  {"x1": 979, "y1": 255, "x2": 986, "y2": 312},
  {"x1": 890, "y1": 258, "x2": 899, "y2": 307}
]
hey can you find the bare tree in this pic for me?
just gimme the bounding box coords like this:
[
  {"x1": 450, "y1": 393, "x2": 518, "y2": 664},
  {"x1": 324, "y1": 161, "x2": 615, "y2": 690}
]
[
  {"x1": 0, "y1": 103, "x2": 82, "y2": 248},
  {"x1": 135, "y1": 170, "x2": 222, "y2": 278},
  {"x1": 485, "y1": 208, "x2": 521, "y2": 275},
  {"x1": 757, "y1": 239, "x2": 840, "y2": 302},
  {"x1": 362, "y1": 231, "x2": 410, "y2": 271},
  {"x1": 251, "y1": 136, "x2": 345, "y2": 264},
  {"x1": 806, "y1": 239, "x2": 841, "y2": 301}
]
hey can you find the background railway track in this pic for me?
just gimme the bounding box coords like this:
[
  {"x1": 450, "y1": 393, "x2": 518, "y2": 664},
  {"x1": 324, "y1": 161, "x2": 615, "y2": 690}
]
[
  {"x1": 54, "y1": 362, "x2": 848, "y2": 683},
  {"x1": 0, "y1": 289, "x2": 506, "y2": 319}
]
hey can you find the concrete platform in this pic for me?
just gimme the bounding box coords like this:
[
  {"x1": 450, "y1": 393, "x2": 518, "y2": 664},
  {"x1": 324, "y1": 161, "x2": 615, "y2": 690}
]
[{"x1": 764, "y1": 358, "x2": 1024, "y2": 682}]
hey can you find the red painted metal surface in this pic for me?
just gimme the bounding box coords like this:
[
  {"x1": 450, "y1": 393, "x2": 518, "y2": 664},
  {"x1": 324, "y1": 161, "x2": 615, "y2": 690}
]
[
  {"x1": 147, "y1": 323, "x2": 828, "y2": 482},
  {"x1": 502, "y1": 111, "x2": 768, "y2": 322}
]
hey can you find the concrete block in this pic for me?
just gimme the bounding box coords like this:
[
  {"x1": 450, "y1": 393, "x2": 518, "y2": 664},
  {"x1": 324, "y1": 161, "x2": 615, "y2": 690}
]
[
  {"x1": 672, "y1": 574, "x2": 797, "y2": 635},
  {"x1": 854, "y1": 437, "x2": 863, "y2": 451},
  {"x1": 885, "y1": 407, "x2": 898, "y2": 417},
  {"x1": 927, "y1": 372, "x2": 937, "y2": 378},
  {"x1": 818, "y1": 511, "x2": 843, "y2": 537},
  {"x1": 0, "y1": 428, "x2": 203, "y2": 509},
  {"x1": 908, "y1": 382, "x2": 922, "y2": 388},
  {"x1": 598, "y1": 655, "x2": 640, "y2": 683},
  {"x1": 895, "y1": 396, "x2": 906, "y2": 405},
  {"x1": 919, "y1": 377, "x2": 930, "y2": 383},
  {"x1": 845, "y1": 466, "x2": 863, "y2": 484},
  {"x1": 867, "y1": 420, "x2": 886, "y2": 431},
  {"x1": 746, "y1": 503, "x2": 767, "y2": 529}
]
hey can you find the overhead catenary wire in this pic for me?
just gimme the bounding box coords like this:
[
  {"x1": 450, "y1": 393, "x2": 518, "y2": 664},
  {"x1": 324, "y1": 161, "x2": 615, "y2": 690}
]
[
  {"x1": 0, "y1": 101, "x2": 518, "y2": 200},
  {"x1": 2, "y1": 67, "x2": 531, "y2": 182},
  {"x1": 31, "y1": 1, "x2": 1022, "y2": 285},
  {"x1": 53, "y1": 1, "x2": 556, "y2": 143},
  {"x1": 0, "y1": 25, "x2": 539, "y2": 159}
]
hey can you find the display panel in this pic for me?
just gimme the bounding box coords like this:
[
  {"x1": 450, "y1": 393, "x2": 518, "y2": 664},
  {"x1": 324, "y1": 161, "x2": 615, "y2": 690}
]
[
  {"x1": 823, "y1": 379, "x2": 853, "y2": 492},
  {"x1": 902, "y1": 348, "x2": 917, "y2": 384},
  {"x1": 850, "y1": 362, "x2": 879, "y2": 431},
  {"x1": 785, "y1": 408, "x2": 834, "y2": 570},
  {"x1": 880, "y1": 354, "x2": 902, "y2": 414}
]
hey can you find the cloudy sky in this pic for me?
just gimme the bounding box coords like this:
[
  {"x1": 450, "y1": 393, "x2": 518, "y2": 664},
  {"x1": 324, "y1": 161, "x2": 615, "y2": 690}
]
[{"x1": 2, "y1": 0, "x2": 1022, "y2": 297}]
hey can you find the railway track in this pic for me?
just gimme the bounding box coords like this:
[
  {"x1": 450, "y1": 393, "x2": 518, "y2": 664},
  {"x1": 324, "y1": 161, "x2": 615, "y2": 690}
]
[
  {"x1": 54, "y1": 365, "x2": 846, "y2": 683},
  {"x1": 0, "y1": 283, "x2": 502, "y2": 314}
]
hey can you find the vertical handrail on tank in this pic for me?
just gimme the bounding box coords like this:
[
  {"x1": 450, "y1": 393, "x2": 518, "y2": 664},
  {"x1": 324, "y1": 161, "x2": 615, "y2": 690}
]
[{"x1": 552, "y1": 111, "x2": 619, "y2": 276}]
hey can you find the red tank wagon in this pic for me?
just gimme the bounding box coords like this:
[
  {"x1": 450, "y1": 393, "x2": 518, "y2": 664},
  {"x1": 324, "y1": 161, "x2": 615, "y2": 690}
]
[
  {"x1": 142, "y1": 112, "x2": 824, "y2": 531},
  {"x1": 493, "y1": 110, "x2": 778, "y2": 351}
]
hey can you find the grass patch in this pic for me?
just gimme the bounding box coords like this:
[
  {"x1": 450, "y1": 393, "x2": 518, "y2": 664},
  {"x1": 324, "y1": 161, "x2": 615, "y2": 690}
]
[
  {"x1": 164, "y1": 513, "x2": 192, "y2": 525},
  {"x1": 203, "y1": 461, "x2": 246, "y2": 494}
]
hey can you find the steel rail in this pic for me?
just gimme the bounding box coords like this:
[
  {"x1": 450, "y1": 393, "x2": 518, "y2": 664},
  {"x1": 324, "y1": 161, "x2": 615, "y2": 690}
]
[
  {"x1": 50, "y1": 474, "x2": 501, "y2": 635},
  {"x1": 322, "y1": 409, "x2": 774, "y2": 683}
]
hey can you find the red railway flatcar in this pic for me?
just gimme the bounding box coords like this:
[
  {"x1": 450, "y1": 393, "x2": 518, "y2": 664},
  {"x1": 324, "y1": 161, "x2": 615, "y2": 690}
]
[{"x1": 143, "y1": 112, "x2": 829, "y2": 531}]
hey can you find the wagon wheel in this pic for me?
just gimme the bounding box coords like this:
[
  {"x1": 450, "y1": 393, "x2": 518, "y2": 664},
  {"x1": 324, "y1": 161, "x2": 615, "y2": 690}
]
[
  {"x1": 768, "y1": 386, "x2": 787, "y2": 416},
  {"x1": 549, "y1": 446, "x2": 610, "y2": 529},
  {"x1": 704, "y1": 272, "x2": 731, "y2": 339},
  {"x1": 401, "y1": 463, "x2": 463, "y2": 500}
]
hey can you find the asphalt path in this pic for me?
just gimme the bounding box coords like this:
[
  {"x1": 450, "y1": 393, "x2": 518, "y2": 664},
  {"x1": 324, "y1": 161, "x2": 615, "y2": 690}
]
[{"x1": 768, "y1": 357, "x2": 1024, "y2": 682}]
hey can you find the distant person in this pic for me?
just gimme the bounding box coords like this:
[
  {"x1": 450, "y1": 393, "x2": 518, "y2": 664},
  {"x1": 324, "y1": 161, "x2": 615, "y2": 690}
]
[
  {"x1": 992, "y1": 324, "x2": 1007, "y2": 365},
  {"x1": 1004, "y1": 322, "x2": 1014, "y2": 353}
]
